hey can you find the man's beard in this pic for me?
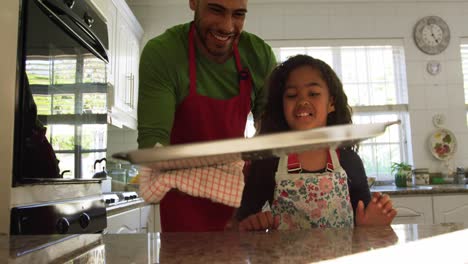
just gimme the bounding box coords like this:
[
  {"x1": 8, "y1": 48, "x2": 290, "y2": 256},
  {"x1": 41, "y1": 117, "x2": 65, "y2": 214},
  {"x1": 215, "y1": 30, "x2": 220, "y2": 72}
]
[{"x1": 193, "y1": 13, "x2": 233, "y2": 58}]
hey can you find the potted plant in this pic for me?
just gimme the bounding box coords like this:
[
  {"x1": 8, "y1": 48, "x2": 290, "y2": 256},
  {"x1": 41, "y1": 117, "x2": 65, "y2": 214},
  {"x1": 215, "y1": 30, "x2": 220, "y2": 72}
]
[{"x1": 391, "y1": 162, "x2": 412, "y2": 187}]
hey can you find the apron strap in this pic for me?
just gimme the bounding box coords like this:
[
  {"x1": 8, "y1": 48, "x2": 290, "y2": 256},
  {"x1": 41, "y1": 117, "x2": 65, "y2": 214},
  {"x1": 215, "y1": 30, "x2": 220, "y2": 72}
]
[
  {"x1": 327, "y1": 148, "x2": 340, "y2": 172},
  {"x1": 278, "y1": 155, "x2": 288, "y2": 174},
  {"x1": 280, "y1": 149, "x2": 341, "y2": 174},
  {"x1": 287, "y1": 153, "x2": 302, "y2": 172},
  {"x1": 232, "y1": 44, "x2": 243, "y2": 72}
]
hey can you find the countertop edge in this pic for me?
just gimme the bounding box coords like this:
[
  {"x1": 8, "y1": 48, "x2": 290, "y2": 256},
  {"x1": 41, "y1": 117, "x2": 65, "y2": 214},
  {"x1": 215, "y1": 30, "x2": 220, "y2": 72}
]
[
  {"x1": 106, "y1": 199, "x2": 150, "y2": 216},
  {"x1": 371, "y1": 184, "x2": 468, "y2": 195}
]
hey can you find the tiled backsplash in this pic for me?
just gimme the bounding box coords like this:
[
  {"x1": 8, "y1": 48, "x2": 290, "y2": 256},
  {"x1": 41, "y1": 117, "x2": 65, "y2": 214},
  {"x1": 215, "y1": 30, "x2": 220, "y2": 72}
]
[{"x1": 107, "y1": 125, "x2": 138, "y2": 162}]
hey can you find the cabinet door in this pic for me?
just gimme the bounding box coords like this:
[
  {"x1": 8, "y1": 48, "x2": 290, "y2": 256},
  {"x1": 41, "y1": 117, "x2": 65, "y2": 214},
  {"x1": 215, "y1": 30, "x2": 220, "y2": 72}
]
[
  {"x1": 124, "y1": 32, "x2": 139, "y2": 117},
  {"x1": 115, "y1": 16, "x2": 130, "y2": 111},
  {"x1": 108, "y1": 11, "x2": 140, "y2": 125},
  {"x1": 106, "y1": 3, "x2": 117, "y2": 87},
  {"x1": 107, "y1": 208, "x2": 140, "y2": 234},
  {"x1": 128, "y1": 35, "x2": 140, "y2": 118},
  {"x1": 433, "y1": 195, "x2": 468, "y2": 225},
  {"x1": 147, "y1": 204, "x2": 161, "y2": 233},
  {"x1": 391, "y1": 196, "x2": 433, "y2": 225},
  {"x1": 106, "y1": 0, "x2": 142, "y2": 129},
  {"x1": 140, "y1": 205, "x2": 152, "y2": 233}
]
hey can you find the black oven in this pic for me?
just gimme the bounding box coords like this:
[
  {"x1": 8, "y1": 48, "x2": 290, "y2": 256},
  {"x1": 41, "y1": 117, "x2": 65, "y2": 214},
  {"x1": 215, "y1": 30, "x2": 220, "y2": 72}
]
[
  {"x1": 14, "y1": 0, "x2": 109, "y2": 185},
  {"x1": 10, "y1": 195, "x2": 107, "y2": 234}
]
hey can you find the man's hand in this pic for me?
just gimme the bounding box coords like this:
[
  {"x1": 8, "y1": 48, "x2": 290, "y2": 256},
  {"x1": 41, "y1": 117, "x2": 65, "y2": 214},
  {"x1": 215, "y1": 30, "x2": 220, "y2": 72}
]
[
  {"x1": 238, "y1": 211, "x2": 277, "y2": 231},
  {"x1": 356, "y1": 192, "x2": 397, "y2": 226}
]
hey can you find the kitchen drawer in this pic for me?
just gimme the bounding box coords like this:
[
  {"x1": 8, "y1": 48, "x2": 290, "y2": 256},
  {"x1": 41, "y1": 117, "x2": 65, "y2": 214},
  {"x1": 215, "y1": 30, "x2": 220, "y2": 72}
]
[
  {"x1": 391, "y1": 195, "x2": 433, "y2": 225},
  {"x1": 140, "y1": 205, "x2": 152, "y2": 233},
  {"x1": 106, "y1": 208, "x2": 140, "y2": 234},
  {"x1": 433, "y1": 194, "x2": 468, "y2": 225}
]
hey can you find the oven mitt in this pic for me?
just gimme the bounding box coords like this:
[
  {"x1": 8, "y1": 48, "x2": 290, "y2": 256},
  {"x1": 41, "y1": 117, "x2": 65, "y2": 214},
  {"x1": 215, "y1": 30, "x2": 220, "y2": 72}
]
[{"x1": 138, "y1": 160, "x2": 245, "y2": 208}]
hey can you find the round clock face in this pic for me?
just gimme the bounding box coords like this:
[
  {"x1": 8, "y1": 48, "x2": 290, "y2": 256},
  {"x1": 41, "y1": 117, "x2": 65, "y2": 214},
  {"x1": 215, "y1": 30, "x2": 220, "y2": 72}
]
[{"x1": 413, "y1": 16, "x2": 450, "y2": 55}]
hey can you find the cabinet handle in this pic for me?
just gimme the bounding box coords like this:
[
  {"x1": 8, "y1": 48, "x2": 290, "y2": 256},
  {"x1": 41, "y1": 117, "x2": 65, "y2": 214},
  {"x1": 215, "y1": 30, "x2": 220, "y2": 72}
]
[
  {"x1": 130, "y1": 73, "x2": 135, "y2": 109},
  {"x1": 397, "y1": 213, "x2": 422, "y2": 217},
  {"x1": 125, "y1": 74, "x2": 132, "y2": 106}
]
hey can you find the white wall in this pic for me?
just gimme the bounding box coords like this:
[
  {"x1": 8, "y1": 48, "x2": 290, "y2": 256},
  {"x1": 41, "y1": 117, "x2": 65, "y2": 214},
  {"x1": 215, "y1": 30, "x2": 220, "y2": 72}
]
[
  {"x1": 129, "y1": 0, "x2": 468, "y2": 173},
  {"x1": 0, "y1": 0, "x2": 18, "y2": 234},
  {"x1": 107, "y1": 125, "x2": 138, "y2": 162}
]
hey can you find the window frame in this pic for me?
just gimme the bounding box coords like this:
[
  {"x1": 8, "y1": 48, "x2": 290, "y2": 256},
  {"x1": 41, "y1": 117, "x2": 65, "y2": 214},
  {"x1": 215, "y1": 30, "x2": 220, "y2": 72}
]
[
  {"x1": 266, "y1": 38, "x2": 412, "y2": 181},
  {"x1": 460, "y1": 38, "x2": 468, "y2": 125}
]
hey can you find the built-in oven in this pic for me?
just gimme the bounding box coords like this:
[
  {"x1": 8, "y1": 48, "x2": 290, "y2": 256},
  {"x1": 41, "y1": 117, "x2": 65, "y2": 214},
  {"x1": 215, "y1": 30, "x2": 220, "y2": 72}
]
[{"x1": 14, "y1": 0, "x2": 109, "y2": 185}]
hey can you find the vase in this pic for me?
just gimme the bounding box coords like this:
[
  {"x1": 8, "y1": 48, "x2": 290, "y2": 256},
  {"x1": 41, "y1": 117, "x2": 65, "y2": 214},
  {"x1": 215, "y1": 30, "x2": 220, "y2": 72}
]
[{"x1": 395, "y1": 170, "x2": 410, "y2": 187}]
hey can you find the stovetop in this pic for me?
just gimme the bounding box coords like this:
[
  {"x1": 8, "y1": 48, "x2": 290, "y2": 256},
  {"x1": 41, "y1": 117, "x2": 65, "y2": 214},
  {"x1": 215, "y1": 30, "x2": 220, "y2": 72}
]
[{"x1": 102, "y1": 192, "x2": 140, "y2": 208}]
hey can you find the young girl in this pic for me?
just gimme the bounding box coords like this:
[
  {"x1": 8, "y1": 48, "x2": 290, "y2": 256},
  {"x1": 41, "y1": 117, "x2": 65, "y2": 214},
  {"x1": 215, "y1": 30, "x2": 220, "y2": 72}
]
[{"x1": 236, "y1": 55, "x2": 396, "y2": 230}]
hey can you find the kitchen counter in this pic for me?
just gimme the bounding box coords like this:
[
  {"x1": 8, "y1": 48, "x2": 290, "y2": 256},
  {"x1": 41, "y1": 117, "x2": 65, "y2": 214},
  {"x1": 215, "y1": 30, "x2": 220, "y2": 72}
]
[
  {"x1": 371, "y1": 184, "x2": 468, "y2": 195},
  {"x1": 4, "y1": 223, "x2": 468, "y2": 263}
]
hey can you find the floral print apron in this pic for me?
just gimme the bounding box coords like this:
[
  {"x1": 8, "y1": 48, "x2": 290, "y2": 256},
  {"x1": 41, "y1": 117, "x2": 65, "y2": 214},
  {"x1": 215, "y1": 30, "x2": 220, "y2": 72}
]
[{"x1": 271, "y1": 149, "x2": 354, "y2": 229}]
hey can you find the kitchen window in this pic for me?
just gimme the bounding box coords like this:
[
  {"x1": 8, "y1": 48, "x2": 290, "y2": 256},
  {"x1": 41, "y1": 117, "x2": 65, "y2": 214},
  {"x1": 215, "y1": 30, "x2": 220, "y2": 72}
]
[
  {"x1": 461, "y1": 40, "x2": 468, "y2": 125},
  {"x1": 268, "y1": 40, "x2": 411, "y2": 181}
]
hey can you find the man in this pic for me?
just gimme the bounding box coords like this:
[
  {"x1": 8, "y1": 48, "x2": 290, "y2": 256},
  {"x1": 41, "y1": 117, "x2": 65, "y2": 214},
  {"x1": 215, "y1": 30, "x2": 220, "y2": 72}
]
[{"x1": 138, "y1": 0, "x2": 277, "y2": 232}]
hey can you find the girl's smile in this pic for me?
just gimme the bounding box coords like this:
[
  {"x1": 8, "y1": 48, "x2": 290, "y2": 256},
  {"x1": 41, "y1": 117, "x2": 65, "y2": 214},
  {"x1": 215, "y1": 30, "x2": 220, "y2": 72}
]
[{"x1": 283, "y1": 66, "x2": 335, "y2": 131}]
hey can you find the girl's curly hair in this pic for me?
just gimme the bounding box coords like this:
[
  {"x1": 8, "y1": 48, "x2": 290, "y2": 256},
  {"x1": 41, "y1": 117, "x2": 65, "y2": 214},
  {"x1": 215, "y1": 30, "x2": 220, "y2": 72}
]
[{"x1": 258, "y1": 55, "x2": 354, "y2": 144}]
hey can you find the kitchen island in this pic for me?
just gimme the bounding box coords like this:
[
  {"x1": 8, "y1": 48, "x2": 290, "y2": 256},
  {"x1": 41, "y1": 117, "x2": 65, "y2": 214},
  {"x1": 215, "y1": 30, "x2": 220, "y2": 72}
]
[{"x1": 3, "y1": 223, "x2": 467, "y2": 263}]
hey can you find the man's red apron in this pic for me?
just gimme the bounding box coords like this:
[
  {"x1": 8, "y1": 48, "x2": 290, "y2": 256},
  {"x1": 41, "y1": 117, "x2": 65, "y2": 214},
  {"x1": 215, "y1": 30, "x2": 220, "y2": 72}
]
[{"x1": 159, "y1": 23, "x2": 252, "y2": 232}]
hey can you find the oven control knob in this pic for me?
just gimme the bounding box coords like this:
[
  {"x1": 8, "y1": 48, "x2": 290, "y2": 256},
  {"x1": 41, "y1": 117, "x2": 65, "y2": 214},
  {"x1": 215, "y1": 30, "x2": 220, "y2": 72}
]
[
  {"x1": 63, "y1": 0, "x2": 75, "y2": 8},
  {"x1": 79, "y1": 213, "x2": 91, "y2": 229},
  {"x1": 83, "y1": 13, "x2": 94, "y2": 27},
  {"x1": 56, "y1": 217, "x2": 70, "y2": 234}
]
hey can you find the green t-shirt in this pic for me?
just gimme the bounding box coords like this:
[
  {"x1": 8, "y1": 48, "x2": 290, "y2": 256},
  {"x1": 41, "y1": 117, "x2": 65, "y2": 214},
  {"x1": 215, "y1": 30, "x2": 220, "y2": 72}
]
[{"x1": 137, "y1": 22, "x2": 277, "y2": 148}]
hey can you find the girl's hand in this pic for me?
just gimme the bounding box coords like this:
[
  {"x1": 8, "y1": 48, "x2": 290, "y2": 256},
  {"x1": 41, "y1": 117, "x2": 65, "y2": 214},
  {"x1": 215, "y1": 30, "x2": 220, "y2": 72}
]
[
  {"x1": 371, "y1": 192, "x2": 395, "y2": 215},
  {"x1": 356, "y1": 192, "x2": 397, "y2": 226},
  {"x1": 238, "y1": 211, "x2": 277, "y2": 231}
]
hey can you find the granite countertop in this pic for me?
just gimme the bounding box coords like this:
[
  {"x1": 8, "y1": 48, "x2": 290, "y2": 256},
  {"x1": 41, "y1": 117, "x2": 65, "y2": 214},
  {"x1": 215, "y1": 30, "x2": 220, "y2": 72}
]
[
  {"x1": 371, "y1": 184, "x2": 468, "y2": 195},
  {"x1": 4, "y1": 223, "x2": 468, "y2": 263}
]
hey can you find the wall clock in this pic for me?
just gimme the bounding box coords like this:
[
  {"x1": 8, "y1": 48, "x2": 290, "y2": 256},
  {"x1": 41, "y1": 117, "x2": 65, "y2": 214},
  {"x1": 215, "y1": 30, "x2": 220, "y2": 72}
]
[{"x1": 413, "y1": 16, "x2": 450, "y2": 55}]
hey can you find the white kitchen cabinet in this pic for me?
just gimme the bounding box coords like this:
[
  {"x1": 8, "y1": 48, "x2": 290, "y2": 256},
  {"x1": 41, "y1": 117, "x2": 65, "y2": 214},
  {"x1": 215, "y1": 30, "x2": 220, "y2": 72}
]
[
  {"x1": 391, "y1": 195, "x2": 433, "y2": 225},
  {"x1": 106, "y1": 1, "x2": 117, "y2": 92},
  {"x1": 107, "y1": 204, "x2": 159, "y2": 234},
  {"x1": 139, "y1": 204, "x2": 161, "y2": 233},
  {"x1": 105, "y1": 0, "x2": 143, "y2": 129},
  {"x1": 89, "y1": 0, "x2": 108, "y2": 17},
  {"x1": 140, "y1": 204, "x2": 152, "y2": 233},
  {"x1": 107, "y1": 208, "x2": 140, "y2": 234},
  {"x1": 153, "y1": 204, "x2": 161, "y2": 232},
  {"x1": 433, "y1": 194, "x2": 468, "y2": 225}
]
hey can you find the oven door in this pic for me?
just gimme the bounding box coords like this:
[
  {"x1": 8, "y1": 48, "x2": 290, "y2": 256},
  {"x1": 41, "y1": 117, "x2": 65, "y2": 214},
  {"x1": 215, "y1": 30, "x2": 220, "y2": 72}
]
[
  {"x1": 14, "y1": 0, "x2": 109, "y2": 184},
  {"x1": 10, "y1": 196, "x2": 107, "y2": 235}
]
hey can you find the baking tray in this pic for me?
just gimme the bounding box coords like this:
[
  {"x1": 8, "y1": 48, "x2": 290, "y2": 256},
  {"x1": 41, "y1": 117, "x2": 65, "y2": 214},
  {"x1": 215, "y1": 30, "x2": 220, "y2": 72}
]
[{"x1": 113, "y1": 121, "x2": 400, "y2": 171}]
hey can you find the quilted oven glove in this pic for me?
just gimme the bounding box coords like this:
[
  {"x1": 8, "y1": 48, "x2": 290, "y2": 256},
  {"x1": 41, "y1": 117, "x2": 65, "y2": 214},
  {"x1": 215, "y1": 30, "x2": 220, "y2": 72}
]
[{"x1": 139, "y1": 160, "x2": 245, "y2": 208}]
